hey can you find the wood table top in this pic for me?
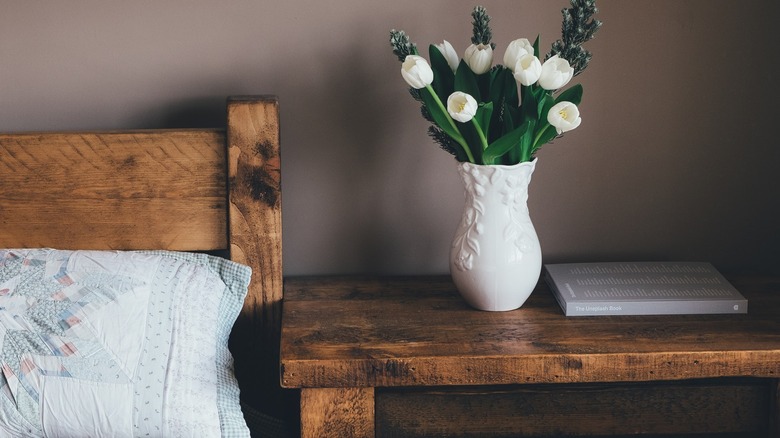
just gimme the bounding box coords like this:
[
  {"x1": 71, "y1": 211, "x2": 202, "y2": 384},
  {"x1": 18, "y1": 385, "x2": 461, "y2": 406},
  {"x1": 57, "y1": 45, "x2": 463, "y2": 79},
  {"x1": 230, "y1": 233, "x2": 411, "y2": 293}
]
[{"x1": 280, "y1": 275, "x2": 780, "y2": 388}]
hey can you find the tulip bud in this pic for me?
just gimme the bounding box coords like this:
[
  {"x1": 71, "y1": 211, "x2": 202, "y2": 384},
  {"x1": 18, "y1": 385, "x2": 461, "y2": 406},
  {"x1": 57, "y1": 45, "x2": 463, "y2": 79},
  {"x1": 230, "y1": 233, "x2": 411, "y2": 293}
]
[
  {"x1": 401, "y1": 55, "x2": 434, "y2": 89},
  {"x1": 547, "y1": 101, "x2": 582, "y2": 134},
  {"x1": 538, "y1": 55, "x2": 574, "y2": 90},
  {"x1": 503, "y1": 38, "x2": 534, "y2": 72},
  {"x1": 434, "y1": 40, "x2": 460, "y2": 73},
  {"x1": 447, "y1": 92, "x2": 478, "y2": 123},
  {"x1": 464, "y1": 44, "x2": 493, "y2": 75},
  {"x1": 513, "y1": 54, "x2": 542, "y2": 86}
]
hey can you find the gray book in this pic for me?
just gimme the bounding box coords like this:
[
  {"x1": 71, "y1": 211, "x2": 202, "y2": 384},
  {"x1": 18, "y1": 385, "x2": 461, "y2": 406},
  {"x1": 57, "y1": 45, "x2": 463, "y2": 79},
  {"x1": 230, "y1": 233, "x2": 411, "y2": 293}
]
[{"x1": 544, "y1": 262, "x2": 748, "y2": 316}]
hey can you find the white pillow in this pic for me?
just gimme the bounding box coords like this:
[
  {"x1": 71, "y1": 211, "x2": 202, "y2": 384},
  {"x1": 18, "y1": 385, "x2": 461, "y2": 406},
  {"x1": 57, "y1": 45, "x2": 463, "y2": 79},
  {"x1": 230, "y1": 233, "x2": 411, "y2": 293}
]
[{"x1": 0, "y1": 249, "x2": 251, "y2": 437}]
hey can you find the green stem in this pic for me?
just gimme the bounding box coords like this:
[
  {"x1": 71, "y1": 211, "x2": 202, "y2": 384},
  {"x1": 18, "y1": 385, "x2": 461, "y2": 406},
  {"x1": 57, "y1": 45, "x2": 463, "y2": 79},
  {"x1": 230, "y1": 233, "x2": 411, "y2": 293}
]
[
  {"x1": 455, "y1": 135, "x2": 477, "y2": 164},
  {"x1": 425, "y1": 85, "x2": 476, "y2": 163},
  {"x1": 471, "y1": 119, "x2": 489, "y2": 151},
  {"x1": 531, "y1": 123, "x2": 554, "y2": 152}
]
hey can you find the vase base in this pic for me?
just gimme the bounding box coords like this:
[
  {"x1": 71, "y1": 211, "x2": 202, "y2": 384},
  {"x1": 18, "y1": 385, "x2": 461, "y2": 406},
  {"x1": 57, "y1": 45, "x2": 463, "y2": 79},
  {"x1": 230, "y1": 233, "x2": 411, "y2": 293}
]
[{"x1": 451, "y1": 269, "x2": 538, "y2": 312}]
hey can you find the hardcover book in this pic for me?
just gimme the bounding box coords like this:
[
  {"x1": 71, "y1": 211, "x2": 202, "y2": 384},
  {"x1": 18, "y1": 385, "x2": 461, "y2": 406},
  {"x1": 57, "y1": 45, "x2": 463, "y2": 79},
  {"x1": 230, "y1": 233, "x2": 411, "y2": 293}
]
[{"x1": 543, "y1": 262, "x2": 748, "y2": 316}]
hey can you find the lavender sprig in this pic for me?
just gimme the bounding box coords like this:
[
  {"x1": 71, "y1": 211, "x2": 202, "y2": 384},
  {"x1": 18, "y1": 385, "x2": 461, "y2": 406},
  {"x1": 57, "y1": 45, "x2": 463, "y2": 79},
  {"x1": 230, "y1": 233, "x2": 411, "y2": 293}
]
[
  {"x1": 548, "y1": 0, "x2": 602, "y2": 76},
  {"x1": 471, "y1": 6, "x2": 496, "y2": 49},
  {"x1": 390, "y1": 29, "x2": 417, "y2": 62}
]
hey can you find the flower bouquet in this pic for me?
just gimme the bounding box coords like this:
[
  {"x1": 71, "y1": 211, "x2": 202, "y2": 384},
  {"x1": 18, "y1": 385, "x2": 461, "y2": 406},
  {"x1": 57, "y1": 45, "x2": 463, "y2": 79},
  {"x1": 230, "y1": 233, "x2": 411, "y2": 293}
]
[
  {"x1": 390, "y1": 1, "x2": 601, "y2": 165},
  {"x1": 389, "y1": 2, "x2": 602, "y2": 311}
]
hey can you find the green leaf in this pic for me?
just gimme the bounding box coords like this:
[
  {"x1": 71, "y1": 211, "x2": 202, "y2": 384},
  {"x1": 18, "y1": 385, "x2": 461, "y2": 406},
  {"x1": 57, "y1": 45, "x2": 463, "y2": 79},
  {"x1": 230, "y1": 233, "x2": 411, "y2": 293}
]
[
  {"x1": 418, "y1": 87, "x2": 461, "y2": 141},
  {"x1": 530, "y1": 123, "x2": 558, "y2": 156},
  {"x1": 555, "y1": 83, "x2": 583, "y2": 105},
  {"x1": 537, "y1": 92, "x2": 556, "y2": 121},
  {"x1": 533, "y1": 35, "x2": 541, "y2": 60},
  {"x1": 520, "y1": 120, "x2": 537, "y2": 162},
  {"x1": 454, "y1": 60, "x2": 481, "y2": 101},
  {"x1": 502, "y1": 102, "x2": 521, "y2": 164},
  {"x1": 455, "y1": 117, "x2": 483, "y2": 163},
  {"x1": 429, "y1": 44, "x2": 455, "y2": 100},
  {"x1": 487, "y1": 67, "x2": 517, "y2": 142},
  {"x1": 502, "y1": 68, "x2": 519, "y2": 109},
  {"x1": 502, "y1": 100, "x2": 518, "y2": 133},
  {"x1": 488, "y1": 67, "x2": 508, "y2": 108},
  {"x1": 476, "y1": 71, "x2": 491, "y2": 104},
  {"x1": 521, "y1": 85, "x2": 541, "y2": 120},
  {"x1": 476, "y1": 102, "x2": 493, "y2": 141},
  {"x1": 482, "y1": 120, "x2": 532, "y2": 165}
]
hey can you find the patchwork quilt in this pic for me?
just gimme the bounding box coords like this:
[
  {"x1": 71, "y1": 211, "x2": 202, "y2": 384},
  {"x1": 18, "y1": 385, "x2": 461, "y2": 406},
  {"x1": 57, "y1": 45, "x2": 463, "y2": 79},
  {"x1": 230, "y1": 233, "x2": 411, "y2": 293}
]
[{"x1": 0, "y1": 249, "x2": 251, "y2": 437}]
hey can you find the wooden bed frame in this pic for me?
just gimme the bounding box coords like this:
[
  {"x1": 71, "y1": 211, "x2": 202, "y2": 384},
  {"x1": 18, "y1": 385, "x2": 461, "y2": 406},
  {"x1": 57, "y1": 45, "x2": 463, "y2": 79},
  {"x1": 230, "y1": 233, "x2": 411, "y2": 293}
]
[{"x1": 0, "y1": 96, "x2": 287, "y2": 434}]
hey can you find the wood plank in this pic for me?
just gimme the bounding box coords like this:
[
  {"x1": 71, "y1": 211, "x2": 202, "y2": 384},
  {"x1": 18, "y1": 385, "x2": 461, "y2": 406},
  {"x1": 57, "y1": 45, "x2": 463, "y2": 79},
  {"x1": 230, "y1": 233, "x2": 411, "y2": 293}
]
[
  {"x1": 375, "y1": 379, "x2": 771, "y2": 437},
  {"x1": 225, "y1": 96, "x2": 289, "y2": 415},
  {"x1": 300, "y1": 387, "x2": 374, "y2": 438},
  {"x1": 0, "y1": 130, "x2": 227, "y2": 250},
  {"x1": 284, "y1": 349, "x2": 780, "y2": 389},
  {"x1": 281, "y1": 276, "x2": 780, "y2": 388}
]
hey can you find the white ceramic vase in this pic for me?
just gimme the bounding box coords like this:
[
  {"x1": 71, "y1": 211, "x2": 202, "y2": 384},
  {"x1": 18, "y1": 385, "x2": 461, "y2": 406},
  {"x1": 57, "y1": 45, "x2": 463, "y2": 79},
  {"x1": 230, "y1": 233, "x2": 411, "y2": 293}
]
[{"x1": 449, "y1": 159, "x2": 542, "y2": 311}]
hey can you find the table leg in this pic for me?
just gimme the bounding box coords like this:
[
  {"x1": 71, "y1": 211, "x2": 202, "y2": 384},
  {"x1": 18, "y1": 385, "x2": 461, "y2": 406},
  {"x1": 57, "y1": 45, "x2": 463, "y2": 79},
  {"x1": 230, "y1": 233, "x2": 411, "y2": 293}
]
[{"x1": 300, "y1": 387, "x2": 375, "y2": 438}]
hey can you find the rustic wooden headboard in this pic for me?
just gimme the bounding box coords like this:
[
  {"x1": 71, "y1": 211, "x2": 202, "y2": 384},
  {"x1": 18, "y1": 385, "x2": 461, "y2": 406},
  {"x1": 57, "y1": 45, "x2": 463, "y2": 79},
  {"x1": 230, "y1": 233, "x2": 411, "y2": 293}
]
[{"x1": 0, "y1": 96, "x2": 284, "y2": 429}]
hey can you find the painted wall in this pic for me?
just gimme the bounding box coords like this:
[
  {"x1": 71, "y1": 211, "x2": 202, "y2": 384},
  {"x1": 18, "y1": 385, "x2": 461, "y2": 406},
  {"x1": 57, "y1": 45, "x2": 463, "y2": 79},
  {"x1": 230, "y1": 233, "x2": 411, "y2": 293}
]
[{"x1": 2, "y1": 1, "x2": 778, "y2": 275}]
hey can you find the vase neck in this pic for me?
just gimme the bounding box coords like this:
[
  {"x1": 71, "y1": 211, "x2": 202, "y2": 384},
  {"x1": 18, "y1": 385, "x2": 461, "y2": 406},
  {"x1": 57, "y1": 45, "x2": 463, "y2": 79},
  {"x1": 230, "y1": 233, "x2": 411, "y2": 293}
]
[{"x1": 457, "y1": 160, "x2": 536, "y2": 196}]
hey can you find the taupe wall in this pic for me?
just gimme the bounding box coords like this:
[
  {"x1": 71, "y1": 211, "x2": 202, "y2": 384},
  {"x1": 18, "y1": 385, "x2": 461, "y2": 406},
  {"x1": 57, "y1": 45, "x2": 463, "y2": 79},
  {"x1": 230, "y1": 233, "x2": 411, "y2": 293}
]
[{"x1": 2, "y1": 1, "x2": 778, "y2": 275}]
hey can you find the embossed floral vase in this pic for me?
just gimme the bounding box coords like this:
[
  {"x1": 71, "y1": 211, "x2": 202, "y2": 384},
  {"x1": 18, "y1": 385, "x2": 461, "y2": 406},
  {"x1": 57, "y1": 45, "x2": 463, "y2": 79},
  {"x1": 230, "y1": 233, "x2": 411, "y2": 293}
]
[{"x1": 450, "y1": 159, "x2": 542, "y2": 311}]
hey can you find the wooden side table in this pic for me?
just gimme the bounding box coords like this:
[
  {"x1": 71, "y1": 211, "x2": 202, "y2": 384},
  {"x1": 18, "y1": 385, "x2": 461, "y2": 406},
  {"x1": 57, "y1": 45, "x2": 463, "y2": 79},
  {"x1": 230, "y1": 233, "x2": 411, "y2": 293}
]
[{"x1": 280, "y1": 275, "x2": 780, "y2": 437}]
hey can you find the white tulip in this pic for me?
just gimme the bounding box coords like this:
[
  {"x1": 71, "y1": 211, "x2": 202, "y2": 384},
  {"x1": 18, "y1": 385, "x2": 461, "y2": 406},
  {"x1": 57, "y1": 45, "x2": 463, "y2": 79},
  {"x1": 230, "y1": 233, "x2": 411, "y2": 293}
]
[
  {"x1": 447, "y1": 92, "x2": 478, "y2": 123},
  {"x1": 538, "y1": 55, "x2": 574, "y2": 90},
  {"x1": 464, "y1": 44, "x2": 493, "y2": 75},
  {"x1": 513, "y1": 54, "x2": 542, "y2": 86},
  {"x1": 434, "y1": 40, "x2": 460, "y2": 72},
  {"x1": 503, "y1": 38, "x2": 534, "y2": 72},
  {"x1": 547, "y1": 101, "x2": 582, "y2": 134},
  {"x1": 401, "y1": 55, "x2": 434, "y2": 89}
]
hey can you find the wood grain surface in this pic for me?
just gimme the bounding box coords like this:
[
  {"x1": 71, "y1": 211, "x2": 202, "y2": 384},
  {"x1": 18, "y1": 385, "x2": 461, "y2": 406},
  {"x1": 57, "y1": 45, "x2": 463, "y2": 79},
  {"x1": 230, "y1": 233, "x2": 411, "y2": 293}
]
[
  {"x1": 0, "y1": 130, "x2": 227, "y2": 250},
  {"x1": 281, "y1": 276, "x2": 780, "y2": 389},
  {"x1": 300, "y1": 388, "x2": 374, "y2": 438},
  {"x1": 224, "y1": 96, "x2": 290, "y2": 416}
]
